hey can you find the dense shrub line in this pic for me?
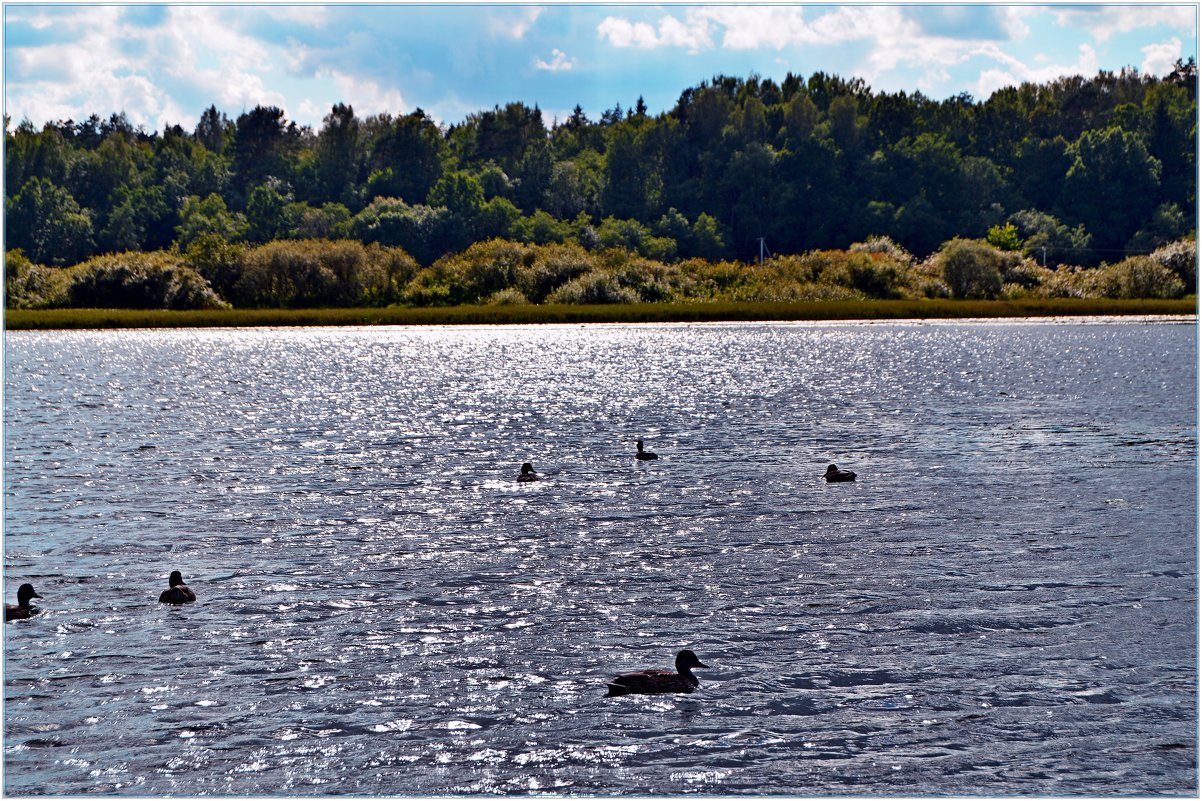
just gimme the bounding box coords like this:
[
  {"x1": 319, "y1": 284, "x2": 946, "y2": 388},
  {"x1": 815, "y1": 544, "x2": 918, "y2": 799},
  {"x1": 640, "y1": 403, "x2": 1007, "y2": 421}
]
[{"x1": 5, "y1": 235, "x2": 1194, "y2": 312}]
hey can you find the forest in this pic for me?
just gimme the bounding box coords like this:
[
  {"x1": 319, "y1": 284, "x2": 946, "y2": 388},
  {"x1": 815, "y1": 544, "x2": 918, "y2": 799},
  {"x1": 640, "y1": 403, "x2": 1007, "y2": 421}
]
[{"x1": 4, "y1": 63, "x2": 1197, "y2": 310}]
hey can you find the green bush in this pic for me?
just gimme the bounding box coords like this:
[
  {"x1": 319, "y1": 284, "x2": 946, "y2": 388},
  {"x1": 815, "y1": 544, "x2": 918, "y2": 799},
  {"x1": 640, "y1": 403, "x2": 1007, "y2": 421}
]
[
  {"x1": 404, "y1": 239, "x2": 531, "y2": 306},
  {"x1": 67, "y1": 251, "x2": 228, "y2": 310},
  {"x1": 999, "y1": 253, "x2": 1043, "y2": 288},
  {"x1": 486, "y1": 287, "x2": 530, "y2": 305},
  {"x1": 520, "y1": 241, "x2": 595, "y2": 302},
  {"x1": 233, "y1": 239, "x2": 414, "y2": 307},
  {"x1": 850, "y1": 236, "x2": 915, "y2": 266},
  {"x1": 937, "y1": 238, "x2": 1005, "y2": 299},
  {"x1": 611, "y1": 256, "x2": 679, "y2": 302},
  {"x1": 847, "y1": 253, "x2": 906, "y2": 298},
  {"x1": 183, "y1": 232, "x2": 245, "y2": 300},
  {"x1": 5, "y1": 250, "x2": 70, "y2": 309},
  {"x1": 1097, "y1": 256, "x2": 1186, "y2": 299},
  {"x1": 546, "y1": 271, "x2": 640, "y2": 304},
  {"x1": 1150, "y1": 238, "x2": 1196, "y2": 289}
]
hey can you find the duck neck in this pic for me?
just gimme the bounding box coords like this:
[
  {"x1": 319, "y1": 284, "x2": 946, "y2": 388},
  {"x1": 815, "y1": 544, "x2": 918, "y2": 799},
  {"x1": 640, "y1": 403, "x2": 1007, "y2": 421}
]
[{"x1": 678, "y1": 667, "x2": 700, "y2": 688}]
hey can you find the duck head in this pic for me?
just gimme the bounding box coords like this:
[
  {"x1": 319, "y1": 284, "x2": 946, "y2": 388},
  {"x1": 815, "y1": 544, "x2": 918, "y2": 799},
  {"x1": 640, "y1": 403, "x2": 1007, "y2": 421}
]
[
  {"x1": 675, "y1": 649, "x2": 708, "y2": 671},
  {"x1": 520, "y1": 462, "x2": 535, "y2": 475},
  {"x1": 168, "y1": 570, "x2": 186, "y2": 587},
  {"x1": 16, "y1": 583, "x2": 41, "y2": 607}
]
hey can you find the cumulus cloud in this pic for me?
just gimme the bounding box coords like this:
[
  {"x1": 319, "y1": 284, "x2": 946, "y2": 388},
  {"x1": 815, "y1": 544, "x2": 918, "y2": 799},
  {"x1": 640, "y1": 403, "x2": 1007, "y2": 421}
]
[
  {"x1": 1052, "y1": 6, "x2": 1196, "y2": 43},
  {"x1": 691, "y1": 6, "x2": 811, "y2": 49},
  {"x1": 1142, "y1": 37, "x2": 1184, "y2": 77},
  {"x1": 596, "y1": 13, "x2": 713, "y2": 52},
  {"x1": 534, "y1": 48, "x2": 574, "y2": 72},
  {"x1": 597, "y1": 6, "x2": 922, "y2": 52},
  {"x1": 968, "y1": 43, "x2": 1101, "y2": 98},
  {"x1": 4, "y1": 4, "x2": 1196, "y2": 133},
  {"x1": 5, "y1": 6, "x2": 203, "y2": 129},
  {"x1": 592, "y1": 3, "x2": 1192, "y2": 100},
  {"x1": 975, "y1": 68, "x2": 1022, "y2": 98},
  {"x1": 4, "y1": 4, "x2": 314, "y2": 130},
  {"x1": 330, "y1": 70, "x2": 406, "y2": 116}
]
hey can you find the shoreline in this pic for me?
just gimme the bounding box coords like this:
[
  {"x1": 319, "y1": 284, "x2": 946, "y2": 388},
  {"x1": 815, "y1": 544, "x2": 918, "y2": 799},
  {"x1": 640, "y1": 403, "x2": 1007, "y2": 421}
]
[{"x1": 4, "y1": 298, "x2": 1197, "y2": 330}]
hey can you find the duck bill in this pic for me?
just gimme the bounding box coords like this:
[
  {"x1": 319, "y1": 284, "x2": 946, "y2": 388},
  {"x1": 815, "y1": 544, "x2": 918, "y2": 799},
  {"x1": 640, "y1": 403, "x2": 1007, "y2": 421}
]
[{"x1": 695, "y1": 661, "x2": 709, "y2": 668}]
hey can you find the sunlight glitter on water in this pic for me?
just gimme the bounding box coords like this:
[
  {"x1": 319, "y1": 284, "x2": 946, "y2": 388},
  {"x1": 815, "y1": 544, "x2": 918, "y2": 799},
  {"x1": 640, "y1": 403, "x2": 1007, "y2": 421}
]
[{"x1": 4, "y1": 320, "x2": 1197, "y2": 795}]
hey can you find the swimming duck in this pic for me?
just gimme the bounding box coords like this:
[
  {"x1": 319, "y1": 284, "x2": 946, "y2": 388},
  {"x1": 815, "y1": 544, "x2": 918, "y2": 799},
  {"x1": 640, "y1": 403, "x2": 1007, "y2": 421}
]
[
  {"x1": 159, "y1": 571, "x2": 197, "y2": 605},
  {"x1": 823, "y1": 464, "x2": 856, "y2": 482},
  {"x1": 635, "y1": 440, "x2": 658, "y2": 461},
  {"x1": 605, "y1": 649, "x2": 709, "y2": 696},
  {"x1": 6, "y1": 583, "x2": 42, "y2": 622},
  {"x1": 517, "y1": 462, "x2": 538, "y2": 482}
]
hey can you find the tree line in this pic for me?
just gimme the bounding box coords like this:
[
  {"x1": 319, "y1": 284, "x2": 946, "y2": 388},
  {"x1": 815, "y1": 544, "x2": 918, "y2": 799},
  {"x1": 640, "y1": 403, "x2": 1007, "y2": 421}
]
[{"x1": 5, "y1": 62, "x2": 1197, "y2": 283}]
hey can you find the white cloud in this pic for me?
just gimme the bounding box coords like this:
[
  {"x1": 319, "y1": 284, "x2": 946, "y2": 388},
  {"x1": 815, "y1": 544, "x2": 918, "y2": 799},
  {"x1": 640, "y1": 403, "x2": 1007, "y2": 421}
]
[
  {"x1": 659, "y1": 12, "x2": 715, "y2": 50},
  {"x1": 260, "y1": 5, "x2": 329, "y2": 27},
  {"x1": 802, "y1": 6, "x2": 902, "y2": 45},
  {"x1": 488, "y1": 7, "x2": 542, "y2": 40},
  {"x1": 997, "y1": 7, "x2": 1034, "y2": 41},
  {"x1": 1142, "y1": 37, "x2": 1184, "y2": 77},
  {"x1": 6, "y1": 6, "x2": 206, "y2": 130},
  {"x1": 534, "y1": 48, "x2": 575, "y2": 72},
  {"x1": 597, "y1": 13, "x2": 714, "y2": 52},
  {"x1": 975, "y1": 68, "x2": 1021, "y2": 98},
  {"x1": 1052, "y1": 6, "x2": 1196, "y2": 43},
  {"x1": 597, "y1": 17, "x2": 669, "y2": 49},
  {"x1": 592, "y1": 4, "x2": 1193, "y2": 101},
  {"x1": 298, "y1": 98, "x2": 324, "y2": 124},
  {"x1": 160, "y1": 7, "x2": 281, "y2": 112},
  {"x1": 965, "y1": 43, "x2": 1101, "y2": 98},
  {"x1": 695, "y1": 6, "x2": 811, "y2": 49},
  {"x1": 597, "y1": 6, "x2": 907, "y2": 53},
  {"x1": 330, "y1": 71, "x2": 406, "y2": 117}
]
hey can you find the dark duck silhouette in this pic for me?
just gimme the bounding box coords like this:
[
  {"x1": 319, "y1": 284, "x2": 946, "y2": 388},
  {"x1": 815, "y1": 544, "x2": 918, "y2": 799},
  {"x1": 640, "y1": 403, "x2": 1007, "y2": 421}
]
[
  {"x1": 6, "y1": 583, "x2": 42, "y2": 622},
  {"x1": 635, "y1": 440, "x2": 658, "y2": 460},
  {"x1": 605, "y1": 649, "x2": 709, "y2": 696},
  {"x1": 517, "y1": 462, "x2": 538, "y2": 482},
  {"x1": 824, "y1": 464, "x2": 856, "y2": 482},
  {"x1": 159, "y1": 571, "x2": 197, "y2": 605}
]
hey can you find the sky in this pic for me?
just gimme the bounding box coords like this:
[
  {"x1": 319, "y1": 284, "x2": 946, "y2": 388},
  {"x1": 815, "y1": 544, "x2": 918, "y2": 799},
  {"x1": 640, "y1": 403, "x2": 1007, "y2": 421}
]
[{"x1": 3, "y1": 3, "x2": 1198, "y2": 135}]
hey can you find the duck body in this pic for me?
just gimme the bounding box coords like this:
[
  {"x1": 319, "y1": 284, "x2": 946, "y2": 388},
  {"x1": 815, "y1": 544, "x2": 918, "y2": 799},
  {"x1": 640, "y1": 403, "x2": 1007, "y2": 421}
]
[
  {"x1": 635, "y1": 440, "x2": 658, "y2": 461},
  {"x1": 605, "y1": 649, "x2": 708, "y2": 696},
  {"x1": 5, "y1": 583, "x2": 42, "y2": 622},
  {"x1": 159, "y1": 571, "x2": 196, "y2": 605},
  {"x1": 517, "y1": 462, "x2": 538, "y2": 482},
  {"x1": 824, "y1": 464, "x2": 856, "y2": 483}
]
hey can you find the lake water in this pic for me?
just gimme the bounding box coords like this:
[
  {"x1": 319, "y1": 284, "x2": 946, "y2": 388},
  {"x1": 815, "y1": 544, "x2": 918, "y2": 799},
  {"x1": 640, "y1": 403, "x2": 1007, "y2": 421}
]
[{"x1": 3, "y1": 319, "x2": 1197, "y2": 796}]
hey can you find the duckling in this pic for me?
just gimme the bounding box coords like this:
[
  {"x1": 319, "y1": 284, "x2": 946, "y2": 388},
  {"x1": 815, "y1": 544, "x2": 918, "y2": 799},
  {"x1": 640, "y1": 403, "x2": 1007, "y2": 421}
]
[
  {"x1": 605, "y1": 649, "x2": 709, "y2": 696},
  {"x1": 635, "y1": 440, "x2": 658, "y2": 460},
  {"x1": 517, "y1": 462, "x2": 538, "y2": 482},
  {"x1": 823, "y1": 464, "x2": 856, "y2": 482},
  {"x1": 5, "y1": 583, "x2": 42, "y2": 622},
  {"x1": 159, "y1": 570, "x2": 197, "y2": 605}
]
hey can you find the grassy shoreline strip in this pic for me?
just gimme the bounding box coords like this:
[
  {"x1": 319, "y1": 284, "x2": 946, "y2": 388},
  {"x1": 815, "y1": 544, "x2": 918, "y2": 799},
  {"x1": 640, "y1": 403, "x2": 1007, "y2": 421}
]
[{"x1": 5, "y1": 298, "x2": 1197, "y2": 330}]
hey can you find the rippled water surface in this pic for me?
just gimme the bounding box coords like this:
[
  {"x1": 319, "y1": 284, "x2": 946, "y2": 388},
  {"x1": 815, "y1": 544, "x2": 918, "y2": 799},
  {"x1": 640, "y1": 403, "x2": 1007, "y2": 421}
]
[{"x1": 4, "y1": 320, "x2": 1197, "y2": 795}]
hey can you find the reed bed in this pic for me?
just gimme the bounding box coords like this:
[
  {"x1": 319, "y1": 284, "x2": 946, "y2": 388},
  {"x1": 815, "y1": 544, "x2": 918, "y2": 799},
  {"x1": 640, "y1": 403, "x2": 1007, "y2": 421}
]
[{"x1": 6, "y1": 298, "x2": 1196, "y2": 330}]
